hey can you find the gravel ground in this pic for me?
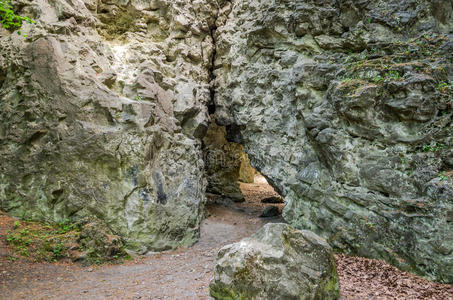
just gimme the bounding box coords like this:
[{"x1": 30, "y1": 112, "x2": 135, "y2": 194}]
[{"x1": 1, "y1": 177, "x2": 452, "y2": 299}]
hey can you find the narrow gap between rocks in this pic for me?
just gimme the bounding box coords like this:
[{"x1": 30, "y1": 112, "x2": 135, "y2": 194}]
[{"x1": 203, "y1": 115, "x2": 286, "y2": 221}]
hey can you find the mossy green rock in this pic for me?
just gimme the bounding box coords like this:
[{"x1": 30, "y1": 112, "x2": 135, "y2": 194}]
[{"x1": 210, "y1": 223, "x2": 339, "y2": 300}]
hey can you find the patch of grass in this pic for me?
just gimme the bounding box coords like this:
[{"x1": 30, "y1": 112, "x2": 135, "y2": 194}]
[{"x1": 5, "y1": 219, "x2": 80, "y2": 262}]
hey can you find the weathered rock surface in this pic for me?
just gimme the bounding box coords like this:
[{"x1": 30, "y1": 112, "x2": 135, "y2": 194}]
[
  {"x1": 238, "y1": 151, "x2": 255, "y2": 183},
  {"x1": 214, "y1": 0, "x2": 453, "y2": 282},
  {"x1": 210, "y1": 223, "x2": 339, "y2": 300},
  {"x1": 76, "y1": 216, "x2": 125, "y2": 263},
  {"x1": 0, "y1": 0, "x2": 228, "y2": 252}
]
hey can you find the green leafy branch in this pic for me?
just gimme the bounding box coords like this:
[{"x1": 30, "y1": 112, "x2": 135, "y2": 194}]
[{"x1": 0, "y1": 0, "x2": 34, "y2": 35}]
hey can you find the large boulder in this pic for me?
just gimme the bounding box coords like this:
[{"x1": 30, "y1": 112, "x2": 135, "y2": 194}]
[
  {"x1": 0, "y1": 0, "x2": 229, "y2": 252},
  {"x1": 210, "y1": 223, "x2": 339, "y2": 300},
  {"x1": 214, "y1": 0, "x2": 453, "y2": 282}
]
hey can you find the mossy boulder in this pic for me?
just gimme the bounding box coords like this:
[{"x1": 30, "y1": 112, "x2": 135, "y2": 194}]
[{"x1": 210, "y1": 223, "x2": 339, "y2": 300}]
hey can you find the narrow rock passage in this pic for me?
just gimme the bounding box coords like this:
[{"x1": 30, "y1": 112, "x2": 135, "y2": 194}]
[{"x1": 1, "y1": 179, "x2": 452, "y2": 299}]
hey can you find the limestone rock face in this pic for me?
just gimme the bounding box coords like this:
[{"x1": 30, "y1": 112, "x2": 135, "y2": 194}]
[
  {"x1": 214, "y1": 0, "x2": 453, "y2": 282},
  {"x1": 210, "y1": 223, "x2": 339, "y2": 300},
  {"x1": 0, "y1": 0, "x2": 228, "y2": 252}
]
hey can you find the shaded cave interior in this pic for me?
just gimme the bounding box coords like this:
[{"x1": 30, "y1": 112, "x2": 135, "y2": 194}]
[{"x1": 203, "y1": 116, "x2": 285, "y2": 217}]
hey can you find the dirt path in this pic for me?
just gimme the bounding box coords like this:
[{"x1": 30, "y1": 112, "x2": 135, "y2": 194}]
[{"x1": 1, "y1": 179, "x2": 452, "y2": 300}]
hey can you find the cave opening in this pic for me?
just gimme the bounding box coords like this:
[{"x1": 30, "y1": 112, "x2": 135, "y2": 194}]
[{"x1": 203, "y1": 116, "x2": 285, "y2": 219}]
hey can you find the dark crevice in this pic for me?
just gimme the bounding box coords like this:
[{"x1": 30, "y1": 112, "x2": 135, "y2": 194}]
[
  {"x1": 208, "y1": 22, "x2": 218, "y2": 116},
  {"x1": 208, "y1": 0, "x2": 232, "y2": 118}
]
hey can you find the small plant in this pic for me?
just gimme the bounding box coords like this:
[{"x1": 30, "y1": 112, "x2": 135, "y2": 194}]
[
  {"x1": 438, "y1": 173, "x2": 448, "y2": 181},
  {"x1": 6, "y1": 233, "x2": 20, "y2": 245},
  {"x1": 7, "y1": 255, "x2": 17, "y2": 261},
  {"x1": 13, "y1": 220, "x2": 20, "y2": 229},
  {"x1": 52, "y1": 243, "x2": 65, "y2": 259},
  {"x1": 422, "y1": 143, "x2": 445, "y2": 152},
  {"x1": 437, "y1": 81, "x2": 453, "y2": 93},
  {"x1": 386, "y1": 70, "x2": 401, "y2": 80},
  {"x1": 20, "y1": 228, "x2": 29, "y2": 236},
  {"x1": 0, "y1": 0, "x2": 34, "y2": 34},
  {"x1": 372, "y1": 75, "x2": 384, "y2": 83},
  {"x1": 55, "y1": 220, "x2": 75, "y2": 234},
  {"x1": 365, "y1": 222, "x2": 376, "y2": 230},
  {"x1": 423, "y1": 145, "x2": 435, "y2": 152}
]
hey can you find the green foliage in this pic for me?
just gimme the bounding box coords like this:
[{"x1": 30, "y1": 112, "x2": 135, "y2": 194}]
[
  {"x1": 52, "y1": 242, "x2": 65, "y2": 259},
  {"x1": 386, "y1": 70, "x2": 401, "y2": 80},
  {"x1": 372, "y1": 75, "x2": 384, "y2": 83},
  {"x1": 0, "y1": 0, "x2": 34, "y2": 34},
  {"x1": 437, "y1": 81, "x2": 453, "y2": 94},
  {"x1": 422, "y1": 143, "x2": 445, "y2": 152},
  {"x1": 55, "y1": 220, "x2": 76, "y2": 234},
  {"x1": 438, "y1": 173, "x2": 448, "y2": 181}
]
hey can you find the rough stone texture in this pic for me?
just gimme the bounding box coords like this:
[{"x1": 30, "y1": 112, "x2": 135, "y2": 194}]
[
  {"x1": 76, "y1": 216, "x2": 125, "y2": 263},
  {"x1": 204, "y1": 116, "x2": 255, "y2": 201},
  {"x1": 259, "y1": 205, "x2": 280, "y2": 218},
  {"x1": 238, "y1": 151, "x2": 255, "y2": 183},
  {"x1": 210, "y1": 223, "x2": 339, "y2": 300},
  {"x1": 0, "y1": 0, "x2": 228, "y2": 252},
  {"x1": 214, "y1": 0, "x2": 453, "y2": 282}
]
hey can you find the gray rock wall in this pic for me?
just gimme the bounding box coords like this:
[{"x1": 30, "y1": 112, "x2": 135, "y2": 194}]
[
  {"x1": 0, "y1": 0, "x2": 227, "y2": 252},
  {"x1": 214, "y1": 0, "x2": 453, "y2": 282}
]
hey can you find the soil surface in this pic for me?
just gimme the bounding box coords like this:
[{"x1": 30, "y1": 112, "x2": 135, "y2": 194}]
[{"x1": 1, "y1": 176, "x2": 452, "y2": 300}]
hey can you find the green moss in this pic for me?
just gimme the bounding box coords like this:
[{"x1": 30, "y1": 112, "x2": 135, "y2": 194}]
[{"x1": 209, "y1": 285, "x2": 253, "y2": 300}]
